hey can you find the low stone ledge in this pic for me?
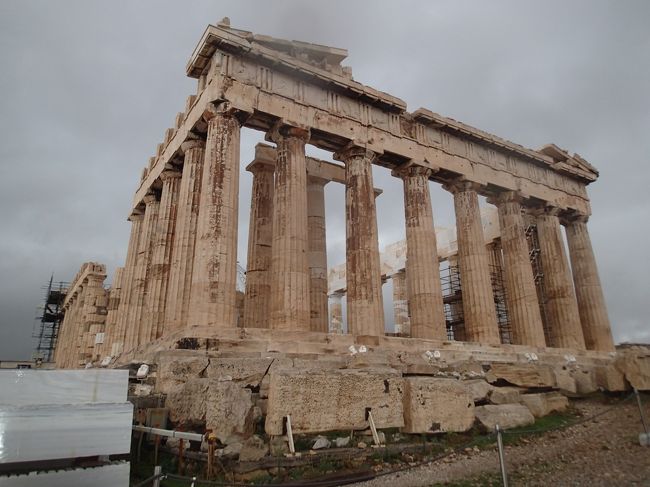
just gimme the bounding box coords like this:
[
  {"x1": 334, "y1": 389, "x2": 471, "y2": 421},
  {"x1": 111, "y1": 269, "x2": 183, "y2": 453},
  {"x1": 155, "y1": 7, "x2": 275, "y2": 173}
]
[
  {"x1": 520, "y1": 392, "x2": 568, "y2": 418},
  {"x1": 486, "y1": 363, "x2": 556, "y2": 388},
  {"x1": 474, "y1": 404, "x2": 535, "y2": 430}
]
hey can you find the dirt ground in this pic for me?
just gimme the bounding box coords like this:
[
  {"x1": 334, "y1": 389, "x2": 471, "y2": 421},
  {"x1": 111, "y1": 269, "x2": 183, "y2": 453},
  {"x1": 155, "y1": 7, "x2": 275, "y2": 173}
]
[{"x1": 355, "y1": 394, "x2": 650, "y2": 486}]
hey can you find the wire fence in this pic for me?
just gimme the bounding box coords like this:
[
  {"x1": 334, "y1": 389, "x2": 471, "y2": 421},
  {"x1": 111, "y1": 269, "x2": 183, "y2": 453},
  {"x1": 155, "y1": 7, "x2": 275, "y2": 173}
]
[{"x1": 132, "y1": 390, "x2": 648, "y2": 487}]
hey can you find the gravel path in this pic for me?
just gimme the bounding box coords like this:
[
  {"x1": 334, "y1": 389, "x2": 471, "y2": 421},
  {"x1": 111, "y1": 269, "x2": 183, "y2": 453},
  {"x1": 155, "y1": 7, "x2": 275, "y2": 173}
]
[{"x1": 354, "y1": 395, "x2": 650, "y2": 486}]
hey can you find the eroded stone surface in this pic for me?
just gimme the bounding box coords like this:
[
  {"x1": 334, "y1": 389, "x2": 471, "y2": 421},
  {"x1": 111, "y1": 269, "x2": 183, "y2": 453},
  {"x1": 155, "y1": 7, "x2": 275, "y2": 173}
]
[
  {"x1": 487, "y1": 363, "x2": 556, "y2": 388},
  {"x1": 474, "y1": 404, "x2": 535, "y2": 430},
  {"x1": 520, "y1": 392, "x2": 568, "y2": 418},
  {"x1": 265, "y1": 368, "x2": 404, "y2": 435},
  {"x1": 402, "y1": 377, "x2": 474, "y2": 433}
]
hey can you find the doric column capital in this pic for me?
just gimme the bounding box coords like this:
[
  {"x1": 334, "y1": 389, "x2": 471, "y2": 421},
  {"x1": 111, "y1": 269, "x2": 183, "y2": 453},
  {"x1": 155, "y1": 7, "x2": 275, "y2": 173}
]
[
  {"x1": 180, "y1": 138, "x2": 205, "y2": 153},
  {"x1": 561, "y1": 211, "x2": 590, "y2": 225},
  {"x1": 202, "y1": 101, "x2": 249, "y2": 125},
  {"x1": 143, "y1": 193, "x2": 158, "y2": 205},
  {"x1": 442, "y1": 177, "x2": 482, "y2": 195},
  {"x1": 528, "y1": 205, "x2": 562, "y2": 218},
  {"x1": 266, "y1": 120, "x2": 311, "y2": 144},
  {"x1": 392, "y1": 163, "x2": 436, "y2": 180},
  {"x1": 333, "y1": 141, "x2": 377, "y2": 164},
  {"x1": 246, "y1": 159, "x2": 275, "y2": 174},
  {"x1": 128, "y1": 210, "x2": 144, "y2": 222},
  {"x1": 160, "y1": 169, "x2": 182, "y2": 182},
  {"x1": 486, "y1": 190, "x2": 525, "y2": 207}
]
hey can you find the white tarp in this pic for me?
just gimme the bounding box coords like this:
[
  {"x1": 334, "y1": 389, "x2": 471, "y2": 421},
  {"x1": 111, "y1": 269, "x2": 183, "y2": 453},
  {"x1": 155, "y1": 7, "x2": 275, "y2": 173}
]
[{"x1": 0, "y1": 461, "x2": 130, "y2": 486}]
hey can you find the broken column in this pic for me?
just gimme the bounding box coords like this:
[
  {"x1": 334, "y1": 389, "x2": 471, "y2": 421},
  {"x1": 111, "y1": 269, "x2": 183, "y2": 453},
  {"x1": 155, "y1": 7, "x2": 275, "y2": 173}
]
[
  {"x1": 242, "y1": 157, "x2": 275, "y2": 328},
  {"x1": 143, "y1": 170, "x2": 181, "y2": 342},
  {"x1": 307, "y1": 175, "x2": 329, "y2": 332},
  {"x1": 564, "y1": 214, "x2": 614, "y2": 351},
  {"x1": 188, "y1": 105, "x2": 242, "y2": 330},
  {"x1": 445, "y1": 180, "x2": 500, "y2": 345},
  {"x1": 493, "y1": 192, "x2": 546, "y2": 347},
  {"x1": 534, "y1": 207, "x2": 585, "y2": 349},
  {"x1": 268, "y1": 124, "x2": 311, "y2": 331},
  {"x1": 164, "y1": 139, "x2": 205, "y2": 335},
  {"x1": 398, "y1": 166, "x2": 446, "y2": 340},
  {"x1": 337, "y1": 144, "x2": 384, "y2": 336},
  {"x1": 392, "y1": 269, "x2": 410, "y2": 335}
]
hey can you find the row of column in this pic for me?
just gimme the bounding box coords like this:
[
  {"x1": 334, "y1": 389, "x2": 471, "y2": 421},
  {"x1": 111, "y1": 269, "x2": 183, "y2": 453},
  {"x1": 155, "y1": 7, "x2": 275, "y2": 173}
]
[{"x1": 104, "y1": 101, "x2": 613, "y2": 355}]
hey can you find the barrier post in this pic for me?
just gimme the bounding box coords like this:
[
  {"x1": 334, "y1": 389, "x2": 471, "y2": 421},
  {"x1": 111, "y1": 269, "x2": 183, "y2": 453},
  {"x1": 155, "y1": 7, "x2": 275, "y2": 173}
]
[
  {"x1": 495, "y1": 424, "x2": 509, "y2": 487},
  {"x1": 635, "y1": 388, "x2": 649, "y2": 446}
]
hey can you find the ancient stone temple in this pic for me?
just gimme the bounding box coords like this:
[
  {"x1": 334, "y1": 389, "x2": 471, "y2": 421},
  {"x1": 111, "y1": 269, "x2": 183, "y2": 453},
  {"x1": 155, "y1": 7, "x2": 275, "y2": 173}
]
[{"x1": 52, "y1": 19, "x2": 648, "y2": 448}]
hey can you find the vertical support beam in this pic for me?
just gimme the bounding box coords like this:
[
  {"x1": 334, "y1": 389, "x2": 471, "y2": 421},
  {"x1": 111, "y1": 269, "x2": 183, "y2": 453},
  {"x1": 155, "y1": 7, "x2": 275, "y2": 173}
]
[
  {"x1": 188, "y1": 105, "x2": 242, "y2": 330},
  {"x1": 445, "y1": 180, "x2": 500, "y2": 345},
  {"x1": 242, "y1": 160, "x2": 274, "y2": 328},
  {"x1": 307, "y1": 176, "x2": 329, "y2": 332},
  {"x1": 336, "y1": 143, "x2": 384, "y2": 336},
  {"x1": 164, "y1": 140, "x2": 205, "y2": 335},
  {"x1": 534, "y1": 208, "x2": 585, "y2": 350},
  {"x1": 126, "y1": 194, "x2": 160, "y2": 350},
  {"x1": 391, "y1": 270, "x2": 410, "y2": 335},
  {"x1": 144, "y1": 170, "x2": 181, "y2": 342},
  {"x1": 493, "y1": 193, "x2": 546, "y2": 347},
  {"x1": 268, "y1": 124, "x2": 311, "y2": 331},
  {"x1": 398, "y1": 166, "x2": 446, "y2": 340},
  {"x1": 112, "y1": 213, "x2": 144, "y2": 355},
  {"x1": 329, "y1": 293, "x2": 344, "y2": 334},
  {"x1": 564, "y1": 215, "x2": 614, "y2": 351}
]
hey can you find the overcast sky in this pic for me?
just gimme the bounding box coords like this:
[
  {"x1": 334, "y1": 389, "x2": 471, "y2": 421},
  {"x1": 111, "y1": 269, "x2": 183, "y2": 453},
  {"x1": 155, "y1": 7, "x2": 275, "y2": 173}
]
[{"x1": 1, "y1": 1, "x2": 648, "y2": 360}]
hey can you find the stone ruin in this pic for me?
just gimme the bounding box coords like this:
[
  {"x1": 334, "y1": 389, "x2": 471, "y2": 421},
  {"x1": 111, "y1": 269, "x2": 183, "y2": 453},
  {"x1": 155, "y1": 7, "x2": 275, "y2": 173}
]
[{"x1": 52, "y1": 18, "x2": 649, "y2": 462}]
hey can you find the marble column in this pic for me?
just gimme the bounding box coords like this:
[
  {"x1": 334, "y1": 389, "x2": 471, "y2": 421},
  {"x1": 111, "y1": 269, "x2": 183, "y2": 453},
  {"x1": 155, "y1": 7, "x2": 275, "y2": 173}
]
[
  {"x1": 307, "y1": 175, "x2": 329, "y2": 332},
  {"x1": 112, "y1": 212, "x2": 144, "y2": 355},
  {"x1": 188, "y1": 106, "x2": 242, "y2": 330},
  {"x1": 399, "y1": 166, "x2": 446, "y2": 340},
  {"x1": 125, "y1": 194, "x2": 160, "y2": 350},
  {"x1": 337, "y1": 144, "x2": 384, "y2": 336},
  {"x1": 445, "y1": 180, "x2": 500, "y2": 345},
  {"x1": 268, "y1": 125, "x2": 311, "y2": 331},
  {"x1": 329, "y1": 293, "x2": 344, "y2": 334},
  {"x1": 142, "y1": 170, "x2": 181, "y2": 343},
  {"x1": 564, "y1": 215, "x2": 614, "y2": 351},
  {"x1": 242, "y1": 159, "x2": 274, "y2": 328},
  {"x1": 101, "y1": 267, "x2": 124, "y2": 358},
  {"x1": 392, "y1": 270, "x2": 410, "y2": 335},
  {"x1": 494, "y1": 193, "x2": 546, "y2": 347},
  {"x1": 535, "y1": 208, "x2": 585, "y2": 350},
  {"x1": 164, "y1": 140, "x2": 205, "y2": 334}
]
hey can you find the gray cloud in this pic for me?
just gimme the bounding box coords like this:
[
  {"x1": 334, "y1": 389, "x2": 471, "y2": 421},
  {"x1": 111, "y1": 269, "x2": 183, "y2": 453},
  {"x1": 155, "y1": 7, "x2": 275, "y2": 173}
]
[{"x1": 1, "y1": 0, "x2": 648, "y2": 359}]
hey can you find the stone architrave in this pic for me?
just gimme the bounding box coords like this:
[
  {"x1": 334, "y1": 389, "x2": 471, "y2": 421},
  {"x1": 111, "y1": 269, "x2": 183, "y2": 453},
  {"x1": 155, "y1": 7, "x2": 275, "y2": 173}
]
[
  {"x1": 164, "y1": 140, "x2": 205, "y2": 335},
  {"x1": 307, "y1": 175, "x2": 329, "y2": 332},
  {"x1": 268, "y1": 124, "x2": 311, "y2": 331},
  {"x1": 493, "y1": 192, "x2": 546, "y2": 347},
  {"x1": 336, "y1": 144, "x2": 384, "y2": 337},
  {"x1": 111, "y1": 213, "x2": 143, "y2": 355},
  {"x1": 534, "y1": 208, "x2": 586, "y2": 350},
  {"x1": 188, "y1": 105, "x2": 242, "y2": 330},
  {"x1": 142, "y1": 170, "x2": 181, "y2": 342},
  {"x1": 329, "y1": 293, "x2": 344, "y2": 334},
  {"x1": 445, "y1": 180, "x2": 500, "y2": 345},
  {"x1": 242, "y1": 159, "x2": 275, "y2": 328},
  {"x1": 564, "y1": 215, "x2": 615, "y2": 352},
  {"x1": 399, "y1": 166, "x2": 446, "y2": 340},
  {"x1": 392, "y1": 270, "x2": 410, "y2": 335},
  {"x1": 125, "y1": 194, "x2": 160, "y2": 351}
]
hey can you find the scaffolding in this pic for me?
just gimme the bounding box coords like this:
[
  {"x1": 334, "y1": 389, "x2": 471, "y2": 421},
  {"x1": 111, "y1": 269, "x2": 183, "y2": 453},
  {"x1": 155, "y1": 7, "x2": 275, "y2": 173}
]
[
  {"x1": 525, "y1": 218, "x2": 551, "y2": 344},
  {"x1": 490, "y1": 263, "x2": 512, "y2": 345},
  {"x1": 32, "y1": 276, "x2": 67, "y2": 363}
]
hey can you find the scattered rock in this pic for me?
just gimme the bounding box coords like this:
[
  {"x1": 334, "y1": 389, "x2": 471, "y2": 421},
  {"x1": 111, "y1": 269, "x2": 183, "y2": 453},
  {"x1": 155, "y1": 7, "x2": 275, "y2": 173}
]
[
  {"x1": 312, "y1": 436, "x2": 331, "y2": 450},
  {"x1": 269, "y1": 436, "x2": 289, "y2": 456},
  {"x1": 474, "y1": 404, "x2": 535, "y2": 430},
  {"x1": 357, "y1": 441, "x2": 368, "y2": 449},
  {"x1": 521, "y1": 392, "x2": 568, "y2": 418},
  {"x1": 334, "y1": 437, "x2": 351, "y2": 448},
  {"x1": 240, "y1": 435, "x2": 269, "y2": 461},
  {"x1": 464, "y1": 379, "x2": 494, "y2": 403},
  {"x1": 489, "y1": 387, "x2": 521, "y2": 405}
]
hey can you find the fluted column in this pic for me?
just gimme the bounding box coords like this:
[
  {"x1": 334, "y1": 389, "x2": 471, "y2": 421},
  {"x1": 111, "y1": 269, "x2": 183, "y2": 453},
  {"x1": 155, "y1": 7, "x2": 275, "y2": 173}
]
[
  {"x1": 399, "y1": 166, "x2": 446, "y2": 340},
  {"x1": 268, "y1": 125, "x2": 311, "y2": 331},
  {"x1": 82, "y1": 273, "x2": 107, "y2": 363},
  {"x1": 445, "y1": 180, "x2": 500, "y2": 345},
  {"x1": 535, "y1": 208, "x2": 585, "y2": 350},
  {"x1": 164, "y1": 140, "x2": 205, "y2": 334},
  {"x1": 337, "y1": 144, "x2": 384, "y2": 336},
  {"x1": 188, "y1": 106, "x2": 242, "y2": 330},
  {"x1": 308, "y1": 176, "x2": 329, "y2": 332},
  {"x1": 392, "y1": 270, "x2": 410, "y2": 335},
  {"x1": 141, "y1": 170, "x2": 181, "y2": 343},
  {"x1": 101, "y1": 267, "x2": 124, "y2": 358},
  {"x1": 112, "y1": 213, "x2": 144, "y2": 355},
  {"x1": 125, "y1": 194, "x2": 160, "y2": 350},
  {"x1": 564, "y1": 215, "x2": 614, "y2": 351},
  {"x1": 329, "y1": 293, "x2": 344, "y2": 334},
  {"x1": 242, "y1": 160, "x2": 274, "y2": 328},
  {"x1": 493, "y1": 193, "x2": 546, "y2": 347}
]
